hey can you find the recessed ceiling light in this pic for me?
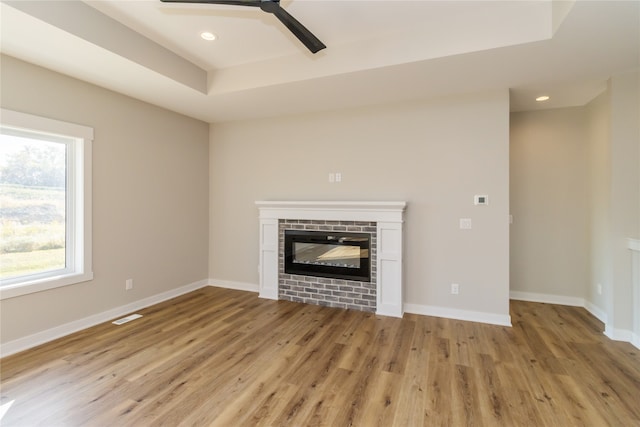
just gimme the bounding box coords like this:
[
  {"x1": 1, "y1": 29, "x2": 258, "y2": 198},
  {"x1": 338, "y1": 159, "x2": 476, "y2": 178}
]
[
  {"x1": 536, "y1": 95, "x2": 550, "y2": 102},
  {"x1": 200, "y1": 32, "x2": 217, "y2": 41}
]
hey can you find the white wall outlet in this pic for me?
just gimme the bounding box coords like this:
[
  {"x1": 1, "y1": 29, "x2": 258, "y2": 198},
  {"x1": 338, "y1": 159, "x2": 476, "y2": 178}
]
[
  {"x1": 125, "y1": 279, "x2": 133, "y2": 290},
  {"x1": 451, "y1": 283, "x2": 459, "y2": 294},
  {"x1": 329, "y1": 173, "x2": 335, "y2": 183},
  {"x1": 459, "y1": 218, "x2": 472, "y2": 229},
  {"x1": 335, "y1": 172, "x2": 342, "y2": 182},
  {"x1": 597, "y1": 283, "x2": 602, "y2": 295}
]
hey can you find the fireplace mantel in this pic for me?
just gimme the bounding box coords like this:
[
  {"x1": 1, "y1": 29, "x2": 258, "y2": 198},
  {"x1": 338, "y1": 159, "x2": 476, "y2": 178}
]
[
  {"x1": 256, "y1": 201, "x2": 406, "y2": 222},
  {"x1": 256, "y1": 201, "x2": 406, "y2": 317}
]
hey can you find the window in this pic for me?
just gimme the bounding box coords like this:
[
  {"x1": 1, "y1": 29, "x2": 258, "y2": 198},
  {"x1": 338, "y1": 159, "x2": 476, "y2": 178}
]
[{"x1": 0, "y1": 109, "x2": 93, "y2": 299}]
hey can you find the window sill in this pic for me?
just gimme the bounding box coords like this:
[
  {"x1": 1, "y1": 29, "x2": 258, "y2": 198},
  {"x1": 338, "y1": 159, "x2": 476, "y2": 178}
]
[{"x1": 0, "y1": 272, "x2": 93, "y2": 300}]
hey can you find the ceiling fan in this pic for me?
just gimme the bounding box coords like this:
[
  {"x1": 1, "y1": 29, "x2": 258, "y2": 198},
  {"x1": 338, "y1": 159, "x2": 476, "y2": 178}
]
[{"x1": 159, "y1": 0, "x2": 326, "y2": 54}]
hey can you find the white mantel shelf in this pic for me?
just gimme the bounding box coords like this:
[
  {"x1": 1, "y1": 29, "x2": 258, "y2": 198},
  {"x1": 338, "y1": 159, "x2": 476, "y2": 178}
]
[
  {"x1": 256, "y1": 201, "x2": 407, "y2": 318},
  {"x1": 256, "y1": 201, "x2": 406, "y2": 223}
]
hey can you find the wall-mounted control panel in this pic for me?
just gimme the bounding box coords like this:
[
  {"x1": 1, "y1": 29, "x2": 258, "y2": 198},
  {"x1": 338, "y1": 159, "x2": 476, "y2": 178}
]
[{"x1": 474, "y1": 195, "x2": 489, "y2": 205}]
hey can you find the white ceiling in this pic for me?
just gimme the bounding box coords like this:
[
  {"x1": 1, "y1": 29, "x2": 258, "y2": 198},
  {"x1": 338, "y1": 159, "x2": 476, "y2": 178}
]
[{"x1": 1, "y1": 0, "x2": 638, "y2": 123}]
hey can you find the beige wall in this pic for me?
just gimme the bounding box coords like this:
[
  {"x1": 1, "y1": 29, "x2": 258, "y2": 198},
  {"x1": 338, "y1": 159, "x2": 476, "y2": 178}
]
[
  {"x1": 0, "y1": 55, "x2": 210, "y2": 344},
  {"x1": 587, "y1": 91, "x2": 611, "y2": 313},
  {"x1": 607, "y1": 71, "x2": 640, "y2": 334},
  {"x1": 510, "y1": 108, "x2": 590, "y2": 299},
  {"x1": 210, "y1": 91, "x2": 511, "y2": 318}
]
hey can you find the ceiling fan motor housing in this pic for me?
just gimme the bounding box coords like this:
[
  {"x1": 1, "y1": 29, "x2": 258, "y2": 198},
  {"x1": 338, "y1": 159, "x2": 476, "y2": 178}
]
[{"x1": 260, "y1": 0, "x2": 280, "y2": 14}]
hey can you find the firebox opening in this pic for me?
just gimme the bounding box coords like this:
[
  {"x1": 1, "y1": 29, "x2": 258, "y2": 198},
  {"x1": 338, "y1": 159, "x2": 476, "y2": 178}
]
[{"x1": 284, "y1": 230, "x2": 371, "y2": 282}]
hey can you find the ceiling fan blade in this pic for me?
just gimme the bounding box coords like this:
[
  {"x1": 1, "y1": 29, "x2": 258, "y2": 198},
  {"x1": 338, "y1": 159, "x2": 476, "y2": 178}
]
[
  {"x1": 160, "y1": 0, "x2": 326, "y2": 54},
  {"x1": 272, "y1": 6, "x2": 325, "y2": 54},
  {"x1": 160, "y1": 0, "x2": 261, "y2": 7}
]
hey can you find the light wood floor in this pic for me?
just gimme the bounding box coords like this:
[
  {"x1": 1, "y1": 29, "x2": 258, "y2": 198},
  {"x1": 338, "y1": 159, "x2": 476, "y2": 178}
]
[{"x1": 1, "y1": 287, "x2": 639, "y2": 426}]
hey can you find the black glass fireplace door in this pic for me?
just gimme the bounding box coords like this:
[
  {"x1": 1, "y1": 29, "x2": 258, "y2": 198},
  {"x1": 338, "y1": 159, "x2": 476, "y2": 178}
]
[{"x1": 284, "y1": 230, "x2": 371, "y2": 282}]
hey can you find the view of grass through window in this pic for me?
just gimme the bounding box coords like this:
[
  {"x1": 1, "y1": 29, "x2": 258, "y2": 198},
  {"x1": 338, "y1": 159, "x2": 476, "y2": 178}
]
[{"x1": 0, "y1": 134, "x2": 66, "y2": 281}]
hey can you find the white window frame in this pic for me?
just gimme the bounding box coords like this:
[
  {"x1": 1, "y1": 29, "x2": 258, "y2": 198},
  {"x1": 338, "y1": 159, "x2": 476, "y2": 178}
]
[{"x1": 0, "y1": 109, "x2": 93, "y2": 299}]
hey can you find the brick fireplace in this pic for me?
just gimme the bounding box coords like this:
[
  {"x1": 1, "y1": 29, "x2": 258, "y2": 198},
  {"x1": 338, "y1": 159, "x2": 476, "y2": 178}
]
[
  {"x1": 256, "y1": 201, "x2": 406, "y2": 317},
  {"x1": 279, "y1": 219, "x2": 377, "y2": 312}
]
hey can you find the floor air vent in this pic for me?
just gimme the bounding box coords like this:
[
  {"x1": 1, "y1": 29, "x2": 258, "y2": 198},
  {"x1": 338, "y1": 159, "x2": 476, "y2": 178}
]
[{"x1": 112, "y1": 314, "x2": 143, "y2": 325}]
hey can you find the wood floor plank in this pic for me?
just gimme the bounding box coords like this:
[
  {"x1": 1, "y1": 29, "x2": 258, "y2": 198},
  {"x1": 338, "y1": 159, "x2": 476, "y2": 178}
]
[
  {"x1": 1, "y1": 288, "x2": 639, "y2": 426},
  {"x1": 423, "y1": 357, "x2": 455, "y2": 425}
]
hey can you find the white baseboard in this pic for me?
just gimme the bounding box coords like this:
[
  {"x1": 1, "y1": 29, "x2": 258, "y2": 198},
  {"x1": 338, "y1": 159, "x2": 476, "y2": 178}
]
[
  {"x1": 509, "y1": 290, "x2": 608, "y2": 323},
  {"x1": 607, "y1": 327, "x2": 640, "y2": 350},
  {"x1": 0, "y1": 279, "x2": 209, "y2": 358},
  {"x1": 404, "y1": 303, "x2": 512, "y2": 327},
  {"x1": 608, "y1": 328, "x2": 632, "y2": 342},
  {"x1": 632, "y1": 332, "x2": 640, "y2": 350},
  {"x1": 584, "y1": 300, "x2": 608, "y2": 323},
  {"x1": 509, "y1": 290, "x2": 640, "y2": 350},
  {"x1": 209, "y1": 279, "x2": 259, "y2": 293},
  {"x1": 509, "y1": 290, "x2": 585, "y2": 307}
]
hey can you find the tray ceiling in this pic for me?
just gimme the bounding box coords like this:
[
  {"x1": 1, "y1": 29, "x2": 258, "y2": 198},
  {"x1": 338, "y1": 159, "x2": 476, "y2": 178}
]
[{"x1": 1, "y1": 1, "x2": 638, "y2": 122}]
